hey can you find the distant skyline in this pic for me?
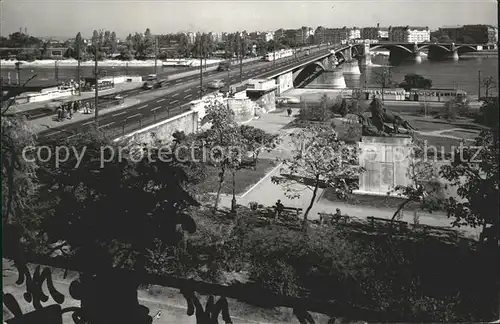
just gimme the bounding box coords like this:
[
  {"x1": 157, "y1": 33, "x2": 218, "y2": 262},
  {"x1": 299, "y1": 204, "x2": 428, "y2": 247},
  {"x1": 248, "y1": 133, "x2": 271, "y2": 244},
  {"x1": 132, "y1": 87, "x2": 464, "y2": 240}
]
[{"x1": 1, "y1": 0, "x2": 498, "y2": 38}]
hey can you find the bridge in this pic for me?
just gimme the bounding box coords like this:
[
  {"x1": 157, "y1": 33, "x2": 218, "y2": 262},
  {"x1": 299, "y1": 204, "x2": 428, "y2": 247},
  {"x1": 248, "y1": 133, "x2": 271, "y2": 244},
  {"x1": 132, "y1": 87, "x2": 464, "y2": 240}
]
[
  {"x1": 356, "y1": 42, "x2": 496, "y2": 62},
  {"x1": 34, "y1": 44, "x2": 357, "y2": 143}
]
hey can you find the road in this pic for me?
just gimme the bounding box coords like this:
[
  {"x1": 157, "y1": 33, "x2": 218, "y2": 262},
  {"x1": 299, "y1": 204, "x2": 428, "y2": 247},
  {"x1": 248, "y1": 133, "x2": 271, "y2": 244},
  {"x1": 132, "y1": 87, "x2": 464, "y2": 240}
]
[{"x1": 37, "y1": 45, "x2": 336, "y2": 142}]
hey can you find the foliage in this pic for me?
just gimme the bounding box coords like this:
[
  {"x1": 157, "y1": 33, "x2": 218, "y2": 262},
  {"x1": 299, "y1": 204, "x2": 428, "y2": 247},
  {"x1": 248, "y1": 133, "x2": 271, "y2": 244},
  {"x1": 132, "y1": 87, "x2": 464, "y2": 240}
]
[
  {"x1": 373, "y1": 66, "x2": 393, "y2": 101},
  {"x1": 271, "y1": 125, "x2": 364, "y2": 222},
  {"x1": 439, "y1": 129, "x2": 499, "y2": 233},
  {"x1": 33, "y1": 132, "x2": 198, "y2": 270},
  {"x1": 399, "y1": 73, "x2": 432, "y2": 90},
  {"x1": 476, "y1": 98, "x2": 499, "y2": 128},
  {"x1": 481, "y1": 76, "x2": 497, "y2": 98},
  {"x1": 388, "y1": 135, "x2": 447, "y2": 222},
  {"x1": 238, "y1": 124, "x2": 280, "y2": 166},
  {"x1": 442, "y1": 98, "x2": 469, "y2": 120},
  {"x1": 298, "y1": 96, "x2": 332, "y2": 122}
]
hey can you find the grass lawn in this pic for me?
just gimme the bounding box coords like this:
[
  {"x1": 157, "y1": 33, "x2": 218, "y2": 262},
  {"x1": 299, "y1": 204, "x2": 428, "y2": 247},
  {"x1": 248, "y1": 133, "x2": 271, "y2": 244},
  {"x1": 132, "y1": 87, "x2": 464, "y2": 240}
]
[
  {"x1": 320, "y1": 187, "x2": 423, "y2": 211},
  {"x1": 196, "y1": 158, "x2": 277, "y2": 195},
  {"x1": 440, "y1": 129, "x2": 481, "y2": 140}
]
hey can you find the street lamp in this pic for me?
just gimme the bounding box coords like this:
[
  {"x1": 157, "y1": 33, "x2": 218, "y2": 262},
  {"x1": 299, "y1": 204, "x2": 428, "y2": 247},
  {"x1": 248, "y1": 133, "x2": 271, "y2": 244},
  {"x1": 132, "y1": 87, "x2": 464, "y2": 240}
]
[{"x1": 14, "y1": 62, "x2": 22, "y2": 86}]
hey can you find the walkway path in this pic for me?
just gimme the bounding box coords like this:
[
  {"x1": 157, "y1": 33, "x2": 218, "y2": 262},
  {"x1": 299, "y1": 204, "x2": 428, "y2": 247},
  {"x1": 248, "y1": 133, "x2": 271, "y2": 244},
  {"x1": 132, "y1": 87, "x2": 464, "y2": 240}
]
[{"x1": 217, "y1": 108, "x2": 480, "y2": 240}]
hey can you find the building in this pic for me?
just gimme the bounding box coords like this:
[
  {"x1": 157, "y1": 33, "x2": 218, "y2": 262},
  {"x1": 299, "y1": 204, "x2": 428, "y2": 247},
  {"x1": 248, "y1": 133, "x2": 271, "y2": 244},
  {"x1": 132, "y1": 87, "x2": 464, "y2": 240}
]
[
  {"x1": 348, "y1": 27, "x2": 361, "y2": 40},
  {"x1": 295, "y1": 26, "x2": 314, "y2": 45},
  {"x1": 185, "y1": 32, "x2": 196, "y2": 44},
  {"x1": 378, "y1": 27, "x2": 389, "y2": 41},
  {"x1": 462, "y1": 25, "x2": 497, "y2": 44},
  {"x1": 361, "y1": 27, "x2": 379, "y2": 40},
  {"x1": 389, "y1": 26, "x2": 430, "y2": 43},
  {"x1": 262, "y1": 31, "x2": 274, "y2": 42},
  {"x1": 438, "y1": 25, "x2": 463, "y2": 42}
]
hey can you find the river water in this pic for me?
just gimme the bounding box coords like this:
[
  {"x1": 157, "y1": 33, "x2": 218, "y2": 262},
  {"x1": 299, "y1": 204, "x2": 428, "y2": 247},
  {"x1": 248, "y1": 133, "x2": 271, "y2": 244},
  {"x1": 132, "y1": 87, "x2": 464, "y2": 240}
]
[{"x1": 306, "y1": 53, "x2": 498, "y2": 96}]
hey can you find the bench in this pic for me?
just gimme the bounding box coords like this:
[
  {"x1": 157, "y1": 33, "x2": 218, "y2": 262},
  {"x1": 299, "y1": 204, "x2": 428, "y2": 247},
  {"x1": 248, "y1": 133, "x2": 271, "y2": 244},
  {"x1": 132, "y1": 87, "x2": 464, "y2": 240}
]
[
  {"x1": 318, "y1": 212, "x2": 350, "y2": 225},
  {"x1": 282, "y1": 206, "x2": 303, "y2": 216},
  {"x1": 367, "y1": 216, "x2": 408, "y2": 230}
]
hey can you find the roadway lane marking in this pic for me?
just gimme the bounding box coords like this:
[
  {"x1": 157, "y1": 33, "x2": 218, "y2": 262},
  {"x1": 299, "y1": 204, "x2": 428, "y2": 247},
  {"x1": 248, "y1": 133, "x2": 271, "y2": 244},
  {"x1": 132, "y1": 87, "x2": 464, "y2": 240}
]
[
  {"x1": 156, "y1": 98, "x2": 166, "y2": 103},
  {"x1": 127, "y1": 113, "x2": 141, "y2": 119},
  {"x1": 44, "y1": 131, "x2": 61, "y2": 137},
  {"x1": 67, "y1": 134, "x2": 77, "y2": 140},
  {"x1": 98, "y1": 122, "x2": 115, "y2": 129},
  {"x1": 112, "y1": 111, "x2": 127, "y2": 117},
  {"x1": 171, "y1": 99, "x2": 179, "y2": 105},
  {"x1": 82, "y1": 120, "x2": 94, "y2": 126},
  {"x1": 30, "y1": 113, "x2": 46, "y2": 119},
  {"x1": 172, "y1": 93, "x2": 179, "y2": 97},
  {"x1": 137, "y1": 105, "x2": 148, "y2": 110},
  {"x1": 183, "y1": 89, "x2": 190, "y2": 93},
  {"x1": 151, "y1": 106, "x2": 162, "y2": 112},
  {"x1": 184, "y1": 94, "x2": 192, "y2": 99}
]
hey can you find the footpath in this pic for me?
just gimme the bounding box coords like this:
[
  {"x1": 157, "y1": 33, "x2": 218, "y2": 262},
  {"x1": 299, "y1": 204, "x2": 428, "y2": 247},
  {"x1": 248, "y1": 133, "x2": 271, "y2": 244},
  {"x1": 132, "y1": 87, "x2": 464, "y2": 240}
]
[{"x1": 216, "y1": 108, "x2": 480, "y2": 240}]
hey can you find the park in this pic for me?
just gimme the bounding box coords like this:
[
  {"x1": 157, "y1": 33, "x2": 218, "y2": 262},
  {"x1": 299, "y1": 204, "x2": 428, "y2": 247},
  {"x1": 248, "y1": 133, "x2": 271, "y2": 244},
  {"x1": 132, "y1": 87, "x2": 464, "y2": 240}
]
[{"x1": 2, "y1": 70, "x2": 499, "y2": 323}]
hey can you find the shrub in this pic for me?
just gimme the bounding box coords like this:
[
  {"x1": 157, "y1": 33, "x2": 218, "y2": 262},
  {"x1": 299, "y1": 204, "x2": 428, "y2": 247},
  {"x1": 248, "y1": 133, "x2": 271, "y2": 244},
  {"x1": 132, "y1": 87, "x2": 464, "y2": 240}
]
[{"x1": 248, "y1": 201, "x2": 259, "y2": 210}]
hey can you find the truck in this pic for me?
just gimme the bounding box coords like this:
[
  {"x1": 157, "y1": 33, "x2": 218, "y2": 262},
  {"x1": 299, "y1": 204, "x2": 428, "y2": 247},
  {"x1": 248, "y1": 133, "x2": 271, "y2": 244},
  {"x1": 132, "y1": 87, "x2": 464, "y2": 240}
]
[{"x1": 143, "y1": 74, "x2": 166, "y2": 90}]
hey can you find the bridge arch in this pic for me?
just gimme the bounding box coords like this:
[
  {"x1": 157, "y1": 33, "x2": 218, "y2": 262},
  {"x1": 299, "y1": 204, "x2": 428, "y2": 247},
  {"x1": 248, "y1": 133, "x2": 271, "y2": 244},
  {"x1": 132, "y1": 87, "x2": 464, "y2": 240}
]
[
  {"x1": 456, "y1": 45, "x2": 478, "y2": 53},
  {"x1": 293, "y1": 62, "x2": 326, "y2": 87},
  {"x1": 370, "y1": 44, "x2": 414, "y2": 54},
  {"x1": 417, "y1": 44, "x2": 451, "y2": 52}
]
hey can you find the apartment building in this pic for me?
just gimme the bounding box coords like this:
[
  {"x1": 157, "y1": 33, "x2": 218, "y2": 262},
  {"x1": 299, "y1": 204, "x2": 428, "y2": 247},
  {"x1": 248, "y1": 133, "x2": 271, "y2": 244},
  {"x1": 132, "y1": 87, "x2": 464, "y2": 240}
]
[{"x1": 389, "y1": 26, "x2": 430, "y2": 43}]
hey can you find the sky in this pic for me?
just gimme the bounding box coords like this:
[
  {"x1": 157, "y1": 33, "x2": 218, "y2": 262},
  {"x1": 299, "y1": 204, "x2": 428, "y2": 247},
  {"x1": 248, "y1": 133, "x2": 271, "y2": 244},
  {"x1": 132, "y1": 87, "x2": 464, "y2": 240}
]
[{"x1": 1, "y1": 0, "x2": 498, "y2": 38}]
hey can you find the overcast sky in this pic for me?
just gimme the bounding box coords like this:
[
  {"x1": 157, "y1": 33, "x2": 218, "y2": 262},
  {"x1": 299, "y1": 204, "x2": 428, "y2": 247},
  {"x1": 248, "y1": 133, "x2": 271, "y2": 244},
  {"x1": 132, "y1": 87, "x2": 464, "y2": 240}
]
[{"x1": 1, "y1": 0, "x2": 498, "y2": 38}]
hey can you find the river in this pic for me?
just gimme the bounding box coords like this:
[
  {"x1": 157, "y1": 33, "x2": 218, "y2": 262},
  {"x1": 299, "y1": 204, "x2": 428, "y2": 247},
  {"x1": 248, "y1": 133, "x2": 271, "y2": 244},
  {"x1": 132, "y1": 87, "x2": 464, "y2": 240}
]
[{"x1": 306, "y1": 53, "x2": 498, "y2": 96}]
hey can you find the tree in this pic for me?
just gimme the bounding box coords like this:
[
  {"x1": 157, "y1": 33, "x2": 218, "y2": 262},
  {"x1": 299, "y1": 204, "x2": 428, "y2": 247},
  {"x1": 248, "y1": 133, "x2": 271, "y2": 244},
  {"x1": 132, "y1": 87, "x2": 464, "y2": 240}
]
[
  {"x1": 477, "y1": 98, "x2": 499, "y2": 128},
  {"x1": 238, "y1": 125, "x2": 280, "y2": 167},
  {"x1": 142, "y1": 28, "x2": 155, "y2": 58},
  {"x1": 373, "y1": 66, "x2": 393, "y2": 102},
  {"x1": 74, "y1": 32, "x2": 85, "y2": 60},
  {"x1": 439, "y1": 129, "x2": 499, "y2": 244},
  {"x1": 388, "y1": 135, "x2": 446, "y2": 224},
  {"x1": 21, "y1": 131, "x2": 200, "y2": 323},
  {"x1": 271, "y1": 125, "x2": 364, "y2": 223},
  {"x1": 197, "y1": 96, "x2": 242, "y2": 210},
  {"x1": 399, "y1": 73, "x2": 432, "y2": 90},
  {"x1": 481, "y1": 76, "x2": 496, "y2": 98},
  {"x1": 437, "y1": 35, "x2": 453, "y2": 43}
]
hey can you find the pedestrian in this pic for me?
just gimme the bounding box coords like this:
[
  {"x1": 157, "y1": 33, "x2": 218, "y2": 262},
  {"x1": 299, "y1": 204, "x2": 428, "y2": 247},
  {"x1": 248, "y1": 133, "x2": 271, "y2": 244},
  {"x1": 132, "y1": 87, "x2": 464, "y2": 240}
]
[
  {"x1": 287, "y1": 107, "x2": 292, "y2": 117},
  {"x1": 274, "y1": 199, "x2": 285, "y2": 218},
  {"x1": 57, "y1": 107, "x2": 63, "y2": 121},
  {"x1": 334, "y1": 208, "x2": 342, "y2": 222}
]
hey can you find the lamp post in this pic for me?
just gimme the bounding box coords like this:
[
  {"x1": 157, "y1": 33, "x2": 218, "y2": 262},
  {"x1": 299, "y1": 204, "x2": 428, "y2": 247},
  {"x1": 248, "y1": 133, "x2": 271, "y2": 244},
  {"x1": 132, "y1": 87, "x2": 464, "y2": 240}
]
[
  {"x1": 14, "y1": 62, "x2": 22, "y2": 86},
  {"x1": 478, "y1": 70, "x2": 481, "y2": 100},
  {"x1": 93, "y1": 41, "x2": 100, "y2": 126},
  {"x1": 77, "y1": 41, "x2": 81, "y2": 96},
  {"x1": 54, "y1": 60, "x2": 59, "y2": 82},
  {"x1": 199, "y1": 36, "x2": 203, "y2": 99}
]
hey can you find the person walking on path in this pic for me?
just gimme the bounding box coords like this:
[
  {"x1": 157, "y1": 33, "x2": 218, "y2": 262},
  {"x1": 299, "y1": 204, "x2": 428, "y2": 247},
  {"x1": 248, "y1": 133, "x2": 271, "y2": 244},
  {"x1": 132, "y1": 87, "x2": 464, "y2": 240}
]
[
  {"x1": 274, "y1": 199, "x2": 285, "y2": 218},
  {"x1": 287, "y1": 107, "x2": 292, "y2": 117}
]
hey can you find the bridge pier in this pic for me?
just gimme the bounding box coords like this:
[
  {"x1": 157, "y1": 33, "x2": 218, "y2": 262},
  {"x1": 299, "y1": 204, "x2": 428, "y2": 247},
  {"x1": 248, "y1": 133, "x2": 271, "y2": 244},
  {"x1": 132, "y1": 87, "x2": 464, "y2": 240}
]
[
  {"x1": 329, "y1": 67, "x2": 346, "y2": 89},
  {"x1": 343, "y1": 60, "x2": 361, "y2": 75},
  {"x1": 450, "y1": 50, "x2": 459, "y2": 61},
  {"x1": 413, "y1": 51, "x2": 422, "y2": 64}
]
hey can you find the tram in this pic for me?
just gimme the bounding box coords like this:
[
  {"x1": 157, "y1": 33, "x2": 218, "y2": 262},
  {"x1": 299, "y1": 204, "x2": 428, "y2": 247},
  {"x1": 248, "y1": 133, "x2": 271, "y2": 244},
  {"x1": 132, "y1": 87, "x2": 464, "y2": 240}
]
[{"x1": 264, "y1": 49, "x2": 294, "y2": 61}]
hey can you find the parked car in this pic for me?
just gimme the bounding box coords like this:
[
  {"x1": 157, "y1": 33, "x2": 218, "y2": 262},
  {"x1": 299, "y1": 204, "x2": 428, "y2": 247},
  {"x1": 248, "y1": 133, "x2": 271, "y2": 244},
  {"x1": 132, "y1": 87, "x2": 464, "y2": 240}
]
[{"x1": 207, "y1": 79, "x2": 225, "y2": 89}]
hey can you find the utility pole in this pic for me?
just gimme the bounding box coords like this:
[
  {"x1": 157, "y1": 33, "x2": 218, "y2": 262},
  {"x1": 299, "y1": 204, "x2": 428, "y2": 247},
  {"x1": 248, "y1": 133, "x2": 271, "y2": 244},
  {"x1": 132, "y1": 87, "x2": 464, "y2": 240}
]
[
  {"x1": 94, "y1": 42, "x2": 99, "y2": 126},
  {"x1": 239, "y1": 36, "x2": 243, "y2": 83},
  {"x1": 199, "y1": 37, "x2": 203, "y2": 99},
  {"x1": 154, "y1": 36, "x2": 158, "y2": 75},
  {"x1": 478, "y1": 70, "x2": 481, "y2": 100},
  {"x1": 77, "y1": 41, "x2": 81, "y2": 96},
  {"x1": 54, "y1": 60, "x2": 59, "y2": 81},
  {"x1": 14, "y1": 62, "x2": 22, "y2": 86}
]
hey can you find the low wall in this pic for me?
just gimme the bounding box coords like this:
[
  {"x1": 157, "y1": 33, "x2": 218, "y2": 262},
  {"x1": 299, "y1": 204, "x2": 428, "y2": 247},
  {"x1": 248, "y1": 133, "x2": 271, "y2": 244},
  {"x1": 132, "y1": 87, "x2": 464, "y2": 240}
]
[
  {"x1": 227, "y1": 97, "x2": 256, "y2": 123},
  {"x1": 25, "y1": 88, "x2": 75, "y2": 103},
  {"x1": 277, "y1": 71, "x2": 293, "y2": 96},
  {"x1": 247, "y1": 91, "x2": 276, "y2": 114},
  {"x1": 115, "y1": 109, "x2": 199, "y2": 145}
]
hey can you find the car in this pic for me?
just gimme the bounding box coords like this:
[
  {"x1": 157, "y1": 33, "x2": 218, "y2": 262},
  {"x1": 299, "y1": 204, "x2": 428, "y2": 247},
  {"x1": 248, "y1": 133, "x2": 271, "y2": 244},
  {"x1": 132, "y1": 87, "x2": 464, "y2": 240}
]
[
  {"x1": 207, "y1": 79, "x2": 225, "y2": 89},
  {"x1": 276, "y1": 96, "x2": 300, "y2": 105}
]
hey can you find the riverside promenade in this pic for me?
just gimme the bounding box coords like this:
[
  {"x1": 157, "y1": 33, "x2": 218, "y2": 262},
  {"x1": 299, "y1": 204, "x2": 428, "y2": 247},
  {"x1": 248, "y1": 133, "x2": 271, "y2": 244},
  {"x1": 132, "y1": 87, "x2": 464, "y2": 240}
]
[{"x1": 216, "y1": 108, "x2": 480, "y2": 240}]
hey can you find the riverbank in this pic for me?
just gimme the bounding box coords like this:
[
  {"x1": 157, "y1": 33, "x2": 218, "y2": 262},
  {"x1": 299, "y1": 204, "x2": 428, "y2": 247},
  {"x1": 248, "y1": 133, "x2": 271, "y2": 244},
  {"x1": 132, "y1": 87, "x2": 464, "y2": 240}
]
[{"x1": 0, "y1": 58, "x2": 222, "y2": 67}]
